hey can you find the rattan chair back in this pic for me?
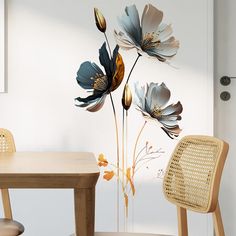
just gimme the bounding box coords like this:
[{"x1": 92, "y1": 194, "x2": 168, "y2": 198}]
[
  {"x1": 0, "y1": 128, "x2": 16, "y2": 219},
  {"x1": 0, "y1": 129, "x2": 25, "y2": 235},
  {"x1": 0, "y1": 128, "x2": 16, "y2": 153},
  {"x1": 163, "y1": 135, "x2": 229, "y2": 213}
]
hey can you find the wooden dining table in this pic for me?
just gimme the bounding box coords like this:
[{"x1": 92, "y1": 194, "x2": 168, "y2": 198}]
[{"x1": 0, "y1": 152, "x2": 100, "y2": 236}]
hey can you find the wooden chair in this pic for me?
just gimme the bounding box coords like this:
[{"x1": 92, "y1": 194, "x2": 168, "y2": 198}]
[
  {"x1": 71, "y1": 233, "x2": 172, "y2": 236},
  {"x1": 95, "y1": 234, "x2": 171, "y2": 236},
  {"x1": 0, "y1": 128, "x2": 24, "y2": 236},
  {"x1": 163, "y1": 135, "x2": 229, "y2": 236}
]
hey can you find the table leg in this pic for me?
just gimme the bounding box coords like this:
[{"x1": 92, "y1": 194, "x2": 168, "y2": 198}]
[{"x1": 74, "y1": 187, "x2": 95, "y2": 236}]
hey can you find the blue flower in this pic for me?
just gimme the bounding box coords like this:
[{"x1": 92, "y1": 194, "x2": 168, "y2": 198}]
[
  {"x1": 75, "y1": 43, "x2": 125, "y2": 112},
  {"x1": 114, "y1": 4, "x2": 179, "y2": 62},
  {"x1": 135, "y1": 82, "x2": 183, "y2": 139}
]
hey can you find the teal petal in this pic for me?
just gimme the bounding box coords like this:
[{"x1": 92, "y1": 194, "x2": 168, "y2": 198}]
[{"x1": 76, "y1": 61, "x2": 104, "y2": 89}]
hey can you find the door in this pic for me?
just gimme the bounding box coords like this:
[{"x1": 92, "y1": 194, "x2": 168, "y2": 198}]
[{"x1": 215, "y1": 0, "x2": 236, "y2": 235}]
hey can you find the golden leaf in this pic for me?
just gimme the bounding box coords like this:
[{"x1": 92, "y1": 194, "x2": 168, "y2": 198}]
[
  {"x1": 98, "y1": 153, "x2": 108, "y2": 167},
  {"x1": 103, "y1": 171, "x2": 115, "y2": 181},
  {"x1": 122, "y1": 84, "x2": 132, "y2": 110},
  {"x1": 129, "y1": 179, "x2": 135, "y2": 196},
  {"x1": 126, "y1": 167, "x2": 131, "y2": 184},
  {"x1": 126, "y1": 167, "x2": 135, "y2": 196},
  {"x1": 124, "y1": 193, "x2": 128, "y2": 207},
  {"x1": 111, "y1": 53, "x2": 125, "y2": 91},
  {"x1": 124, "y1": 193, "x2": 128, "y2": 217},
  {"x1": 94, "y1": 8, "x2": 106, "y2": 33}
]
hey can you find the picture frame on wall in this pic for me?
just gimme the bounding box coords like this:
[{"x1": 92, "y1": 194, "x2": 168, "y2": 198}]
[{"x1": 0, "y1": 0, "x2": 5, "y2": 92}]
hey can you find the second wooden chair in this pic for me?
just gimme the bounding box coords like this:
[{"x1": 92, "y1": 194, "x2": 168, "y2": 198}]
[
  {"x1": 0, "y1": 128, "x2": 24, "y2": 236},
  {"x1": 163, "y1": 135, "x2": 229, "y2": 236}
]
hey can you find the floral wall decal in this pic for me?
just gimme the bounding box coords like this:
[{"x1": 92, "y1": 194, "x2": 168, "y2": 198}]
[
  {"x1": 75, "y1": 2, "x2": 182, "y2": 232},
  {"x1": 134, "y1": 82, "x2": 183, "y2": 139},
  {"x1": 0, "y1": 0, "x2": 213, "y2": 234},
  {"x1": 94, "y1": 8, "x2": 107, "y2": 33},
  {"x1": 114, "y1": 4, "x2": 179, "y2": 62},
  {"x1": 75, "y1": 43, "x2": 125, "y2": 112}
]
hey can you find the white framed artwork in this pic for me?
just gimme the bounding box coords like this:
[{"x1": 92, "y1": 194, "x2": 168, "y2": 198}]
[{"x1": 0, "y1": 0, "x2": 5, "y2": 92}]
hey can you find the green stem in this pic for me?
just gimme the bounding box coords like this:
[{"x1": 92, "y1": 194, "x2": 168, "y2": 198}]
[
  {"x1": 122, "y1": 108, "x2": 125, "y2": 185},
  {"x1": 109, "y1": 93, "x2": 120, "y2": 232},
  {"x1": 104, "y1": 32, "x2": 112, "y2": 58},
  {"x1": 132, "y1": 121, "x2": 147, "y2": 178},
  {"x1": 134, "y1": 157, "x2": 160, "y2": 175},
  {"x1": 122, "y1": 109, "x2": 129, "y2": 223},
  {"x1": 125, "y1": 110, "x2": 128, "y2": 176},
  {"x1": 103, "y1": 32, "x2": 120, "y2": 231},
  {"x1": 123, "y1": 53, "x2": 141, "y2": 181},
  {"x1": 126, "y1": 53, "x2": 141, "y2": 84}
]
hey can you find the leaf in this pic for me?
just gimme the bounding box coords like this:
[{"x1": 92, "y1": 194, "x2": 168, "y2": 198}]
[
  {"x1": 126, "y1": 167, "x2": 135, "y2": 196},
  {"x1": 126, "y1": 167, "x2": 131, "y2": 184},
  {"x1": 111, "y1": 53, "x2": 125, "y2": 91},
  {"x1": 129, "y1": 179, "x2": 135, "y2": 196},
  {"x1": 124, "y1": 193, "x2": 128, "y2": 208},
  {"x1": 103, "y1": 171, "x2": 115, "y2": 181},
  {"x1": 98, "y1": 153, "x2": 108, "y2": 167},
  {"x1": 124, "y1": 193, "x2": 128, "y2": 217}
]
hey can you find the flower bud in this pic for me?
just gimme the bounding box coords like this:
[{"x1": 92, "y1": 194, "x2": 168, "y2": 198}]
[
  {"x1": 94, "y1": 8, "x2": 106, "y2": 33},
  {"x1": 122, "y1": 84, "x2": 132, "y2": 110}
]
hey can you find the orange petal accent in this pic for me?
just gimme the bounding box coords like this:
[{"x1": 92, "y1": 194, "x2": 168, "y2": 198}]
[
  {"x1": 103, "y1": 171, "x2": 115, "y2": 181},
  {"x1": 111, "y1": 53, "x2": 125, "y2": 91},
  {"x1": 98, "y1": 153, "x2": 108, "y2": 167}
]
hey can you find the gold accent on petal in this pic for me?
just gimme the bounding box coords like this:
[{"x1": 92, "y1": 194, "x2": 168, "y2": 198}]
[
  {"x1": 111, "y1": 53, "x2": 125, "y2": 91},
  {"x1": 152, "y1": 105, "x2": 162, "y2": 118},
  {"x1": 142, "y1": 32, "x2": 160, "y2": 51},
  {"x1": 93, "y1": 75, "x2": 108, "y2": 91},
  {"x1": 122, "y1": 84, "x2": 132, "y2": 110},
  {"x1": 94, "y1": 8, "x2": 106, "y2": 33}
]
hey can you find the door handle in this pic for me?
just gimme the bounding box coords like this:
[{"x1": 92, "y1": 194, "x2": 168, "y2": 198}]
[
  {"x1": 220, "y1": 91, "x2": 231, "y2": 101},
  {"x1": 220, "y1": 76, "x2": 236, "y2": 101},
  {"x1": 220, "y1": 76, "x2": 231, "y2": 86}
]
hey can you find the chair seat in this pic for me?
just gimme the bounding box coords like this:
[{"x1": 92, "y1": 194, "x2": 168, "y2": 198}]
[
  {"x1": 71, "y1": 233, "x2": 172, "y2": 236},
  {"x1": 0, "y1": 219, "x2": 24, "y2": 236},
  {"x1": 95, "y1": 233, "x2": 172, "y2": 236}
]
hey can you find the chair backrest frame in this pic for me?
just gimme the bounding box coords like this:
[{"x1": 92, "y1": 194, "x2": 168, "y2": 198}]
[
  {"x1": 0, "y1": 128, "x2": 15, "y2": 219},
  {"x1": 163, "y1": 135, "x2": 229, "y2": 213},
  {"x1": 0, "y1": 128, "x2": 16, "y2": 153}
]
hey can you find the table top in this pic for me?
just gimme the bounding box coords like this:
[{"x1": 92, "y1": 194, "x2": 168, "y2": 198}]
[
  {"x1": 0, "y1": 152, "x2": 100, "y2": 176},
  {"x1": 0, "y1": 152, "x2": 100, "y2": 188}
]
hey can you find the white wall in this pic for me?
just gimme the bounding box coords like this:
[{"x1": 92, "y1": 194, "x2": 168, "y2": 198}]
[
  {"x1": 0, "y1": 0, "x2": 5, "y2": 92},
  {"x1": 0, "y1": 1, "x2": 213, "y2": 235}
]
